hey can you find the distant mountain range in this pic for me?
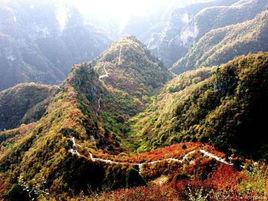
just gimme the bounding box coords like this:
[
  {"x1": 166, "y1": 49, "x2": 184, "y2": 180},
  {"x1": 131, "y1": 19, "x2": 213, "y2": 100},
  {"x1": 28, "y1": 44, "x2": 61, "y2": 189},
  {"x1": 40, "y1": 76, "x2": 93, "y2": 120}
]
[
  {"x1": 1, "y1": 0, "x2": 267, "y2": 90},
  {"x1": 0, "y1": 0, "x2": 110, "y2": 90},
  {"x1": 172, "y1": 9, "x2": 268, "y2": 73},
  {"x1": 147, "y1": 0, "x2": 239, "y2": 67},
  {"x1": 148, "y1": 0, "x2": 268, "y2": 68}
]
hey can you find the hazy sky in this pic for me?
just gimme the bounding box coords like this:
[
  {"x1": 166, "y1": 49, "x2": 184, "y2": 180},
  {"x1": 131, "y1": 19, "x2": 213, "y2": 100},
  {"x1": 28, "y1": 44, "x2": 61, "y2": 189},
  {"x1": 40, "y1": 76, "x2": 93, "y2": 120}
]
[
  {"x1": 0, "y1": 0, "x2": 213, "y2": 33},
  {"x1": 0, "y1": 0, "x2": 213, "y2": 21},
  {"x1": 75, "y1": 0, "x2": 180, "y2": 17},
  {"x1": 73, "y1": 0, "x2": 211, "y2": 24}
]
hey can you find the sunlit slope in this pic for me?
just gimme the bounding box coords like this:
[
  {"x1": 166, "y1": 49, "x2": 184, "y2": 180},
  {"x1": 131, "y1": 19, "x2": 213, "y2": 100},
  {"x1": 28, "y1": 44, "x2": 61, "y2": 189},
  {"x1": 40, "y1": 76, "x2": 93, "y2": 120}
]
[
  {"x1": 149, "y1": 0, "x2": 267, "y2": 68},
  {"x1": 94, "y1": 36, "x2": 173, "y2": 101},
  {"x1": 148, "y1": 0, "x2": 239, "y2": 67},
  {"x1": 192, "y1": 0, "x2": 268, "y2": 39}
]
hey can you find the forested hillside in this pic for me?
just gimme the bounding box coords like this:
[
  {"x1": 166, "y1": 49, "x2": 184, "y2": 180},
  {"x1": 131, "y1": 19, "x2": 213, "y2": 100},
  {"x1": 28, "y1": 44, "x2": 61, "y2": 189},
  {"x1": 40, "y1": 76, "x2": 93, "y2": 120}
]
[
  {"x1": 131, "y1": 53, "x2": 268, "y2": 159},
  {"x1": 0, "y1": 37, "x2": 173, "y2": 200},
  {"x1": 0, "y1": 83, "x2": 57, "y2": 131}
]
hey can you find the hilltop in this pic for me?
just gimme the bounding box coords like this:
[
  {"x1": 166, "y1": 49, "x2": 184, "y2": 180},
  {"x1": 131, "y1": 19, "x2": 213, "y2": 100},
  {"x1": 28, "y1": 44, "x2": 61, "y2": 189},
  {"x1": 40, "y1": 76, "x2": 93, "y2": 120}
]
[{"x1": 93, "y1": 36, "x2": 173, "y2": 101}]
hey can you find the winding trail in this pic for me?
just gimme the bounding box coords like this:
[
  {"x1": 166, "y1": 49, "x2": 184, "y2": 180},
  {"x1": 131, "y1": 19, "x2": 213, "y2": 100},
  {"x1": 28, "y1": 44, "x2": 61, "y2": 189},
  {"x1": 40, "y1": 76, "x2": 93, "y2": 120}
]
[
  {"x1": 200, "y1": 149, "x2": 231, "y2": 165},
  {"x1": 69, "y1": 137, "x2": 233, "y2": 175},
  {"x1": 98, "y1": 98, "x2": 101, "y2": 111},
  {"x1": 68, "y1": 136, "x2": 80, "y2": 157},
  {"x1": 69, "y1": 45, "x2": 233, "y2": 176},
  {"x1": 99, "y1": 64, "x2": 109, "y2": 80},
  {"x1": 118, "y1": 45, "x2": 123, "y2": 64},
  {"x1": 97, "y1": 63, "x2": 110, "y2": 112},
  {"x1": 97, "y1": 45, "x2": 122, "y2": 111}
]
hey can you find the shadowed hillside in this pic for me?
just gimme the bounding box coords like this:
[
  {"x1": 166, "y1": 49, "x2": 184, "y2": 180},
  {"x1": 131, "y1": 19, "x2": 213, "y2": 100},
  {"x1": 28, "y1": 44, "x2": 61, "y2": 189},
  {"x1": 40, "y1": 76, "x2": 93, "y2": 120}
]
[{"x1": 0, "y1": 83, "x2": 57, "y2": 131}]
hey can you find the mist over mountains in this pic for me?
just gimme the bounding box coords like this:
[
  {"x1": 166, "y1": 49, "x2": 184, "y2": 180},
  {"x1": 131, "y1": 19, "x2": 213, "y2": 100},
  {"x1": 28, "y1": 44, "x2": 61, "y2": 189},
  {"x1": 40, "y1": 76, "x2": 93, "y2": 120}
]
[
  {"x1": 0, "y1": 1, "x2": 217, "y2": 89},
  {"x1": 0, "y1": 0, "x2": 110, "y2": 90},
  {"x1": 1, "y1": 0, "x2": 267, "y2": 90},
  {"x1": 0, "y1": 0, "x2": 268, "y2": 200}
]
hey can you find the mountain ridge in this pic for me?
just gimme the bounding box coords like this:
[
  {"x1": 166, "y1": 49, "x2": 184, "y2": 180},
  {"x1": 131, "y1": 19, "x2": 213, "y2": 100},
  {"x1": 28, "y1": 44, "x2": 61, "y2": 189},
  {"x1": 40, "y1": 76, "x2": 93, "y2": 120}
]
[
  {"x1": 171, "y1": 9, "x2": 268, "y2": 73},
  {"x1": 0, "y1": 1, "x2": 268, "y2": 198}
]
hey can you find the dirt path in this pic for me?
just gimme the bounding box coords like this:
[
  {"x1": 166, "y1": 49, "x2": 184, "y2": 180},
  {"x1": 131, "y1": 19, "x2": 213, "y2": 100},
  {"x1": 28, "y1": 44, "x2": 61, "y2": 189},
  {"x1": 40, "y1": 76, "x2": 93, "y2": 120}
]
[
  {"x1": 99, "y1": 64, "x2": 109, "y2": 79},
  {"x1": 118, "y1": 45, "x2": 122, "y2": 64},
  {"x1": 97, "y1": 63, "x2": 110, "y2": 112},
  {"x1": 69, "y1": 137, "x2": 233, "y2": 175}
]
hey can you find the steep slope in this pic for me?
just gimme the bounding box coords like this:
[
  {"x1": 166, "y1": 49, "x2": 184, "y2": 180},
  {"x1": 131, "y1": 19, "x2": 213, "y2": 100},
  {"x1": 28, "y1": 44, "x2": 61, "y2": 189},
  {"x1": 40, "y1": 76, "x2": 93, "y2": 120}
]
[
  {"x1": 0, "y1": 0, "x2": 109, "y2": 90},
  {"x1": 191, "y1": 0, "x2": 268, "y2": 40},
  {"x1": 0, "y1": 33, "x2": 65, "y2": 90},
  {"x1": 148, "y1": 0, "x2": 238, "y2": 67},
  {"x1": 172, "y1": 10, "x2": 268, "y2": 73},
  {"x1": 131, "y1": 53, "x2": 268, "y2": 159},
  {"x1": 149, "y1": 0, "x2": 267, "y2": 68},
  {"x1": 0, "y1": 83, "x2": 57, "y2": 131}
]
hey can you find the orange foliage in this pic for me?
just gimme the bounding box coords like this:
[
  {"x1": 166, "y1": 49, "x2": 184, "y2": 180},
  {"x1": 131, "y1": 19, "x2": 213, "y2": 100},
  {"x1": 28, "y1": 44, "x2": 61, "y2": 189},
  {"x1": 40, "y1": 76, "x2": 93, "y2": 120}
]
[
  {"x1": 207, "y1": 164, "x2": 244, "y2": 191},
  {"x1": 90, "y1": 142, "x2": 219, "y2": 164}
]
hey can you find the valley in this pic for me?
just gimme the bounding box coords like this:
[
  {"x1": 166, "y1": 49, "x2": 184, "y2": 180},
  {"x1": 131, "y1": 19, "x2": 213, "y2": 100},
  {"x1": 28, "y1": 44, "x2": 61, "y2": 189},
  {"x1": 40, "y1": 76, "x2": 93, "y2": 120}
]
[{"x1": 0, "y1": 0, "x2": 268, "y2": 200}]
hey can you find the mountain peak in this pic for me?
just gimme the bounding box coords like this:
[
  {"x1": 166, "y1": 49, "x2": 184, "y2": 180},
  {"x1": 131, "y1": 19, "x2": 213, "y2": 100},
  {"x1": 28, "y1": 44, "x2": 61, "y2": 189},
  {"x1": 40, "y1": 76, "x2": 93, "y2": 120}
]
[
  {"x1": 94, "y1": 37, "x2": 172, "y2": 100},
  {"x1": 118, "y1": 35, "x2": 143, "y2": 44}
]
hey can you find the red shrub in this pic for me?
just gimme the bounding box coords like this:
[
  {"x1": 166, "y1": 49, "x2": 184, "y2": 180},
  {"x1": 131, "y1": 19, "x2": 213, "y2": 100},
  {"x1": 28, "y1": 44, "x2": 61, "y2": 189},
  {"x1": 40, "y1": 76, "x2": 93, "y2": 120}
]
[{"x1": 206, "y1": 164, "x2": 244, "y2": 191}]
